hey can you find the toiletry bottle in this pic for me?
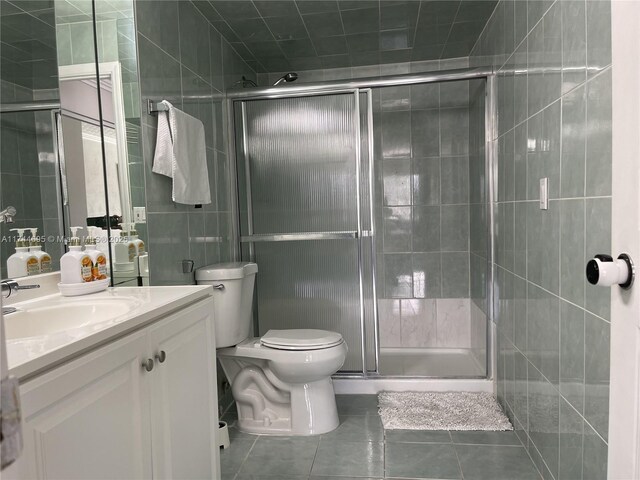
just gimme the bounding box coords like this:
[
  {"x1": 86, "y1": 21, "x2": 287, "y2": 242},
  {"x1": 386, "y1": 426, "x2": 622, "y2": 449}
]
[
  {"x1": 120, "y1": 224, "x2": 136, "y2": 262},
  {"x1": 28, "y1": 227, "x2": 52, "y2": 273},
  {"x1": 60, "y1": 226, "x2": 93, "y2": 284},
  {"x1": 114, "y1": 229, "x2": 134, "y2": 272},
  {"x1": 129, "y1": 223, "x2": 145, "y2": 256},
  {"x1": 7, "y1": 228, "x2": 39, "y2": 278},
  {"x1": 85, "y1": 227, "x2": 108, "y2": 281}
]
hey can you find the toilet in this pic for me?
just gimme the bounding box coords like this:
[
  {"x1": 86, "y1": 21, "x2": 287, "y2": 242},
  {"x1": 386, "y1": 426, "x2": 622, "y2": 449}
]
[{"x1": 196, "y1": 262, "x2": 347, "y2": 436}]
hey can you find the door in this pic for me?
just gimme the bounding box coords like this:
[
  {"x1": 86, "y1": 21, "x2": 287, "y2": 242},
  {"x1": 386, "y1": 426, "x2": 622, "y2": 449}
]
[
  {"x1": 14, "y1": 331, "x2": 151, "y2": 480},
  {"x1": 147, "y1": 301, "x2": 219, "y2": 480},
  {"x1": 608, "y1": 2, "x2": 640, "y2": 478},
  {"x1": 236, "y1": 92, "x2": 374, "y2": 373}
]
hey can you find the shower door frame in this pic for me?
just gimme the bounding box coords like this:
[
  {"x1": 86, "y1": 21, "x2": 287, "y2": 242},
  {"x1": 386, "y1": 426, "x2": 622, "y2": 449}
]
[{"x1": 226, "y1": 66, "x2": 498, "y2": 380}]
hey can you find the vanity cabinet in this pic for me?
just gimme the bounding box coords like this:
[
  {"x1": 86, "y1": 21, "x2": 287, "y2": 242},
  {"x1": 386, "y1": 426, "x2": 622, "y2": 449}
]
[{"x1": 10, "y1": 298, "x2": 219, "y2": 480}]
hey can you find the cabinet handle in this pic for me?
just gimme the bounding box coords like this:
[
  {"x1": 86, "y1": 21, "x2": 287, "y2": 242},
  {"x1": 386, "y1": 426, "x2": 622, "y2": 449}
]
[
  {"x1": 155, "y1": 350, "x2": 167, "y2": 363},
  {"x1": 142, "y1": 358, "x2": 154, "y2": 372}
]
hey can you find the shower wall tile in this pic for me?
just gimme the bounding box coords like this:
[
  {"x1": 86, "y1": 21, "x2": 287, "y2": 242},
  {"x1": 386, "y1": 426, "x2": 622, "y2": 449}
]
[
  {"x1": 560, "y1": 300, "x2": 585, "y2": 413},
  {"x1": 384, "y1": 253, "x2": 412, "y2": 298},
  {"x1": 383, "y1": 206, "x2": 412, "y2": 253},
  {"x1": 400, "y1": 299, "x2": 437, "y2": 347},
  {"x1": 559, "y1": 397, "x2": 584, "y2": 480},
  {"x1": 473, "y1": 0, "x2": 612, "y2": 475},
  {"x1": 411, "y1": 157, "x2": 440, "y2": 206},
  {"x1": 560, "y1": 84, "x2": 587, "y2": 198},
  {"x1": 439, "y1": 107, "x2": 469, "y2": 156},
  {"x1": 440, "y1": 156, "x2": 469, "y2": 204},
  {"x1": 584, "y1": 312, "x2": 610, "y2": 441},
  {"x1": 412, "y1": 205, "x2": 440, "y2": 252},
  {"x1": 561, "y1": 0, "x2": 587, "y2": 94},
  {"x1": 410, "y1": 109, "x2": 440, "y2": 157},
  {"x1": 382, "y1": 158, "x2": 411, "y2": 206},
  {"x1": 378, "y1": 298, "x2": 401, "y2": 347},
  {"x1": 136, "y1": 0, "x2": 256, "y2": 285},
  {"x1": 582, "y1": 423, "x2": 608, "y2": 479},
  {"x1": 412, "y1": 252, "x2": 441, "y2": 299},
  {"x1": 436, "y1": 298, "x2": 471, "y2": 348},
  {"x1": 585, "y1": 68, "x2": 612, "y2": 197},
  {"x1": 441, "y1": 252, "x2": 469, "y2": 298},
  {"x1": 382, "y1": 110, "x2": 411, "y2": 157},
  {"x1": 441, "y1": 205, "x2": 469, "y2": 252}
]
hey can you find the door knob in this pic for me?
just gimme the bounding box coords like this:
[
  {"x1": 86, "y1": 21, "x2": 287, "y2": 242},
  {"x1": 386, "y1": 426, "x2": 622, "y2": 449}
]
[
  {"x1": 586, "y1": 253, "x2": 634, "y2": 289},
  {"x1": 155, "y1": 350, "x2": 167, "y2": 363},
  {"x1": 142, "y1": 358, "x2": 154, "y2": 372}
]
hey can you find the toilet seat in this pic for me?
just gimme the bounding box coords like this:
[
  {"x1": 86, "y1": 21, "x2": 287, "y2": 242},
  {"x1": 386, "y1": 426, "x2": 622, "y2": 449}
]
[{"x1": 260, "y1": 329, "x2": 343, "y2": 351}]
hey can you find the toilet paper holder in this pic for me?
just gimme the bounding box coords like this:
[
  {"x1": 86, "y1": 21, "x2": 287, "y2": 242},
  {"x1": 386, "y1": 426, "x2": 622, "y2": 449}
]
[{"x1": 586, "y1": 253, "x2": 635, "y2": 290}]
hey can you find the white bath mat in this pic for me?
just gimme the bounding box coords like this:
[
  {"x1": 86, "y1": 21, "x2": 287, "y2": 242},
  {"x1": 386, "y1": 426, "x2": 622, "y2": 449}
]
[{"x1": 378, "y1": 391, "x2": 513, "y2": 431}]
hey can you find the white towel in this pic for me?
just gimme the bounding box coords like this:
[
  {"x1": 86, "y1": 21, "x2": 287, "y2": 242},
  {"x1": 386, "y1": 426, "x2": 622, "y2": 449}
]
[{"x1": 152, "y1": 100, "x2": 211, "y2": 205}]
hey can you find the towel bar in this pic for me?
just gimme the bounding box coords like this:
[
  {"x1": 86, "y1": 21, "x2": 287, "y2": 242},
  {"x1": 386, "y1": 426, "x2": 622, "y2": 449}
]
[{"x1": 147, "y1": 99, "x2": 169, "y2": 115}]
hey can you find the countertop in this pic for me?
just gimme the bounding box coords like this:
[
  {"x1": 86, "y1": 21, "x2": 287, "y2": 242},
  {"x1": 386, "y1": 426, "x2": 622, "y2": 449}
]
[{"x1": 5, "y1": 285, "x2": 212, "y2": 381}]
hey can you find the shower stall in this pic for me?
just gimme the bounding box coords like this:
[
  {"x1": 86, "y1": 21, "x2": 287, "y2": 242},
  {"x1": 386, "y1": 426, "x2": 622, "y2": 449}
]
[{"x1": 228, "y1": 67, "x2": 496, "y2": 383}]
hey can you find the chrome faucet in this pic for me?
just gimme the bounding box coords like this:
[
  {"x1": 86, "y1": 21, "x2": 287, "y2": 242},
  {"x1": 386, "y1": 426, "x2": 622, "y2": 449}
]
[
  {"x1": 1, "y1": 279, "x2": 40, "y2": 299},
  {"x1": 0, "y1": 206, "x2": 17, "y2": 224},
  {"x1": 2, "y1": 280, "x2": 39, "y2": 315}
]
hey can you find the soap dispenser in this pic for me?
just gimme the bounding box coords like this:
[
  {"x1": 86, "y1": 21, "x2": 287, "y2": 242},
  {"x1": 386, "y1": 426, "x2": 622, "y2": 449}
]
[
  {"x1": 7, "y1": 228, "x2": 39, "y2": 277},
  {"x1": 114, "y1": 225, "x2": 135, "y2": 271},
  {"x1": 28, "y1": 227, "x2": 52, "y2": 273},
  {"x1": 128, "y1": 223, "x2": 145, "y2": 256},
  {"x1": 85, "y1": 227, "x2": 108, "y2": 280},
  {"x1": 60, "y1": 226, "x2": 93, "y2": 284}
]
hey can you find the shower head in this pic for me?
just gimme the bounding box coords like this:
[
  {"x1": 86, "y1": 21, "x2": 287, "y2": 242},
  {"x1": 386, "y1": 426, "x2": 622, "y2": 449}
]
[{"x1": 273, "y1": 72, "x2": 298, "y2": 86}]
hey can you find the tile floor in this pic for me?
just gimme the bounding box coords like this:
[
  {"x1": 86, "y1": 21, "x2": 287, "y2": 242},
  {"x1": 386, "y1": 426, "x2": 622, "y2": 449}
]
[{"x1": 220, "y1": 394, "x2": 541, "y2": 480}]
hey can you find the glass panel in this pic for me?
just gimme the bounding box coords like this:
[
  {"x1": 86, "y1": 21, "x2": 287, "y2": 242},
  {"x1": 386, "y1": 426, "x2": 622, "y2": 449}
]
[
  {"x1": 239, "y1": 93, "x2": 366, "y2": 372},
  {"x1": 373, "y1": 79, "x2": 488, "y2": 378},
  {"x1": 243, "y1": 94, "x2": 358, "y2": 234},
  {"x1": 254, "y1": 240, "x2": 362, "y2": 372}
]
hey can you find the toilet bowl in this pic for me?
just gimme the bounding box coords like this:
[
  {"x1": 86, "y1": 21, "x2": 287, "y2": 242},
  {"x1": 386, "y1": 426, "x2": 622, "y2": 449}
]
[{"x1": 196, "y1": 263, "x2": 347, "y2": 436}]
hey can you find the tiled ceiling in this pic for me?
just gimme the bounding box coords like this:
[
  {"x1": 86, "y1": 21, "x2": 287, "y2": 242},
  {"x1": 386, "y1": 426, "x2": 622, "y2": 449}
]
[{"x1": 198, "y1": 0, "x2": 497, "y2": 72}]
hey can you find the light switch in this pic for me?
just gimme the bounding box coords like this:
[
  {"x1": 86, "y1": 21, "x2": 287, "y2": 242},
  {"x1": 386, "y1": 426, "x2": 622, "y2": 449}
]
[
  {"x1": 539, "y1": 178, "x2": 548, "y2": 210},
  {"x1": 133, "y1": 206, "x2": 146, "y2": 223}
]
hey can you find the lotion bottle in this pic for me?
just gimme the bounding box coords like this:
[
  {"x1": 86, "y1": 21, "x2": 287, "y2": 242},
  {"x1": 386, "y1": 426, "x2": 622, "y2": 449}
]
[
  {"x1": 7, "y1": 228, "x2": 38, "y2": 277},
  {"x1": 60, "y1": 226, "x2": 93, "y2": 284},
  {"x1": 85, "y1": 227, "x2": 108, "y2": 281},
  {"x1": 128, "y1": 223, "x2": 145, "y2": 256},
  {"x1": 28, "y1": 227, "x2": 52, "y2": 273},
  {"x1": 114, "y1": 226, "x2": 135, "y2": 271}
]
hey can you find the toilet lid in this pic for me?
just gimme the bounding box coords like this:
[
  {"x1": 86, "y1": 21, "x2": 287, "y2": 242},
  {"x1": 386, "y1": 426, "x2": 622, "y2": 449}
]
[{"x1": 260, "y1": 329, "x2": 343, "y2": 350}]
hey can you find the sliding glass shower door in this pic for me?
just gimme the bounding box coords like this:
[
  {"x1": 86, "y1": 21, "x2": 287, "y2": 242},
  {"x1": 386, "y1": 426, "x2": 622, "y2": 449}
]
[{"x1": 235, "y1": 92, "x2": 376, "y2": 373}]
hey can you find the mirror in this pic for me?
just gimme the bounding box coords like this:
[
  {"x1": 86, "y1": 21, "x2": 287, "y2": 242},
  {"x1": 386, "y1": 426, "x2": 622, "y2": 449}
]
[
  {"x1": 0, "y1": 0, "x2": 63, "y2": 279},
  {"x1": 1, "y1": 0, "x2": 146, "y2": 286}
]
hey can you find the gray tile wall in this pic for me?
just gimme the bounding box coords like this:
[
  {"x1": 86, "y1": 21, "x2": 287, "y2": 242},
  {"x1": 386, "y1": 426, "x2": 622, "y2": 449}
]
[
  {"x1": 135, "y1": 0, "x2": 256, "y2": 285},
  {"x1": 470, "y1": 1, "x2": 612, "y2": 478},
  {"x1": 374, "y1": 77, "x2": 476, "y2": 302}
]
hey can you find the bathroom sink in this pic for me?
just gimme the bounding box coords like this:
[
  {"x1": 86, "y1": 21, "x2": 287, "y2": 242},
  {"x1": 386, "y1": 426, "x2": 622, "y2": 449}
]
[{"x1": 4, "y1": 298, "x2": 140, "y2": 340}]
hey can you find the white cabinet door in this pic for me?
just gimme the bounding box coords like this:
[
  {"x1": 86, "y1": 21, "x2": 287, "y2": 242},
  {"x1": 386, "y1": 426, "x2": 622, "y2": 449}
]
[
  {"x1": 14, "y1": 331, "x2": 152, "y2": 480},
  {"x1": 147, "y1": 300, "x2": 219, "y2": 480}
]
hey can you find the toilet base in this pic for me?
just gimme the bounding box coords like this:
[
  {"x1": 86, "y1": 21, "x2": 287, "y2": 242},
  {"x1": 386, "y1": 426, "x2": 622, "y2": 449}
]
[
  {"x1": 236, "y1": 377, "x2": 340, "y2": 436},
  {"x1": 238, "y1": 378, "x2": 340, "y2": 435}
]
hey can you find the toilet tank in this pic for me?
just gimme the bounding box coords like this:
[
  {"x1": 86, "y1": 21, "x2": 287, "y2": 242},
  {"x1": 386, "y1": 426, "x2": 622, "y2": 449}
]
[{"x1": 195, "y1": 262, "x2": 258, "y2": 348}]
